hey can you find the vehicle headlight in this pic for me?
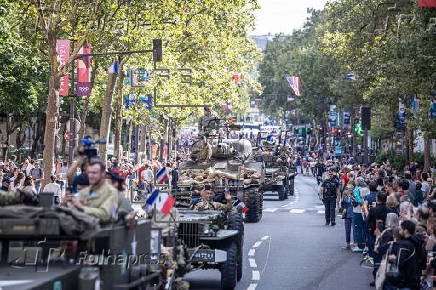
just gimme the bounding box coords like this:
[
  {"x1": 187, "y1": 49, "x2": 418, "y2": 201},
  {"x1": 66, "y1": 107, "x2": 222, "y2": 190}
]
[{"x1": 202, "y1": 224, "x2": 211, "y2": 235}]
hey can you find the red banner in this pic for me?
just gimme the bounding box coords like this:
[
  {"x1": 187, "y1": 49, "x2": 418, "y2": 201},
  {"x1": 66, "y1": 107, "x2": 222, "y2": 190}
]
[
  {"x1": 77, "y1": 43, "x2": 92, "y2": 96},
  {"x1": 418, "y1": 0, "x2": 436, "y2": 7},
  {"x1": 56, "y1": 40, "x2": 70, "y2": 96}
]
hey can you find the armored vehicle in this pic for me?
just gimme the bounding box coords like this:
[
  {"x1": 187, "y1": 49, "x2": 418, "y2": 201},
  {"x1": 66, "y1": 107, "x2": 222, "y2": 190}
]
[
  {"x1": 255, "y1": 131, "x2": 294, "y2": 200},
  {"x1": 175, "y1": 137, "x2": 264, "y2": 223},
  {"x1": 0, "y1": 206, "x2": 161, "y2": 290}
]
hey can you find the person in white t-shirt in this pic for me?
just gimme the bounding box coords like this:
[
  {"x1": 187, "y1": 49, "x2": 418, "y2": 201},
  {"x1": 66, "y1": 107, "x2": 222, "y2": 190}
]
[
  {"x1": 141, "y1": 164, "x2": 154, "y2": 194},
  {"x1": 43, "y1": 175, "x2": 61, "y2": 196}
]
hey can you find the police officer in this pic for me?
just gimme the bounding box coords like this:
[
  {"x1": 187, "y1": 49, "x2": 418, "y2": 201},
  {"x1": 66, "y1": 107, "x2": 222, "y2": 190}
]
[
  {"x1": 318, "y1": 170, "x2": 340, "y2": 226},
  {"x1": 198, "y1": 107, "x2": 217, "y2": 136},
  {"x1": 63, "y1": 159, "x2": 119, "y2": 224},
  {"x1": 191, "y1": 184, "x2": 232, "y2": 211}
]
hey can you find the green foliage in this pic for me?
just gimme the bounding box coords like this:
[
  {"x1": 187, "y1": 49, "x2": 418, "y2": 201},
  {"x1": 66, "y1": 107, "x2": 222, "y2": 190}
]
[{"x1": 375, "y1": 149, "x2": 436, "y2": 171}]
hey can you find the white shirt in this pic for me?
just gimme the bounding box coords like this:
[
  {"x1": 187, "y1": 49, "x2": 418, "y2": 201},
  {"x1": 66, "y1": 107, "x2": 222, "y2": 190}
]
[{"x1": 43, "y1": 182, "x2": 61, "y2": 196}]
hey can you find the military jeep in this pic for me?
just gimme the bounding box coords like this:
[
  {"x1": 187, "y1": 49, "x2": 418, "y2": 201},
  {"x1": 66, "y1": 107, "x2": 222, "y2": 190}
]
[{"x1": 174, "y1": 209, "x2": 244, "y2": 290}]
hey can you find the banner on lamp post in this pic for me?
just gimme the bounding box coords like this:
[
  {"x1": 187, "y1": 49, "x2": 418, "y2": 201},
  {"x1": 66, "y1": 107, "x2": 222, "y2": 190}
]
[
  {"x1": 56, "y1": 40, "x2": 70, "y2": 96},
  {"x1": 329, "y1": 105, "x2": 337, "y2": 128},
  {"x1": 76, "y1": 43, "x2": 92, "y2": 96},
  {"x1": 430, "y1": 99, "x2": 436, "y2": 119}
]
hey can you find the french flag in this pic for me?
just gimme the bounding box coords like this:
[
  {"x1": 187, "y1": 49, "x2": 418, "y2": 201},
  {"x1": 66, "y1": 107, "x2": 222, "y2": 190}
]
[
  {"x1": 156, "y1": 167, "x2": 169, "y2": 184},
  {"x1": 233, "y1": 199, "x2": 249, "y2": 213},
  {"x1": 145, "y1": 189, "x2": 175, "y2": 214}
]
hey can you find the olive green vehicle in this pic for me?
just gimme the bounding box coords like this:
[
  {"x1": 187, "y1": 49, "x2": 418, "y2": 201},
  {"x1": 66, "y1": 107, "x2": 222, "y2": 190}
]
[
  {"x1": 254, "y1": 131, "x2": 295, "y2": 200},
  {"x1": 0, "y1": 208, "x2": 161, "y2": 290},
  {"x1": 175, "y1": 137, "x2": 265, "y2": 223},
  {"x1": 170, "y1": 209, "x2": 244, "y2": 290}
]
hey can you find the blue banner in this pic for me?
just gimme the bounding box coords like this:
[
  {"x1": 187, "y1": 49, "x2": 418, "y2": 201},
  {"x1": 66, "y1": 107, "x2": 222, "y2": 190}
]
[
  {"x1": 398, "y1": 98, "x2": 406, "y2": 127},
  {"x1": 329, "y1": 105, "x2": 337, "y2": 127},
  {"x1": 431, "y1": 99, "x2": 436, "y2": 119}
]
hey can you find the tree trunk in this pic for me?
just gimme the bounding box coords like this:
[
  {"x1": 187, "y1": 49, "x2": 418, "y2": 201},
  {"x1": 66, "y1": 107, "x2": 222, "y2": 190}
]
[
  {"x1": 98, "y1": 72, "x2": 118, "y2": 161},
  {"x1": 126, "y1": 120, "x2": 132, "y2": 157},
  {"x1": 42, "y1": 34, "x2": 61, "y2": 186},
  {"x1": 113, "y1": 68, "x2": 125, "y2": 161},
  {"x1": 424, "y1": 131, "x2": 431, "y2": 171}
]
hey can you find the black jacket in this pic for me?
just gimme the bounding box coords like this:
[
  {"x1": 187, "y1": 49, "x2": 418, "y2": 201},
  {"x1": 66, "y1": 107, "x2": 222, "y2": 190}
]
[
  {"x1": 390, "y1": 238, "x2": 419, "y2": 289},
  {"x1": 366, "y1": 204, "x2": 390, "y2": 236}
]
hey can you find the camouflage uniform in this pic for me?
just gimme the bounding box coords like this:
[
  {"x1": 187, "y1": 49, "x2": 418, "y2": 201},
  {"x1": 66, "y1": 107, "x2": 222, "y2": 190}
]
[
  {"x1": 191, "y1": 198, "x2": 231, "y2": 211},
  {"x1": 198, "y1": 114, "x2": 218, "y2": 135},
  {"x1": 67, "y1": 181, "x2": 119, "y2": 224}
]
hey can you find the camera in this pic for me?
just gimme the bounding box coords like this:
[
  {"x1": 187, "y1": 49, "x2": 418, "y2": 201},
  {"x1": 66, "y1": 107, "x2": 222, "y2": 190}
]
[{"x1": 79, "y1": 138, "x2": 106, "y2": 159}]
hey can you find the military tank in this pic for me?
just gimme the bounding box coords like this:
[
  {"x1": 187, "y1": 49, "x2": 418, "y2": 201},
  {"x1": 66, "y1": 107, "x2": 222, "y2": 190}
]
[
  {"x1": 175, "y1": 137, "x2": 265, "y2": 223},
  {"x1": 254, "y1": 131, "x2": 294, "y2": 200}
]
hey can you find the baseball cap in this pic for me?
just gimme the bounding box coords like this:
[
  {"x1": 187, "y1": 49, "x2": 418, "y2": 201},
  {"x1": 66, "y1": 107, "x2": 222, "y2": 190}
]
[{"x1": 204, "y1": 106, "x2": 210, "y2": 112}]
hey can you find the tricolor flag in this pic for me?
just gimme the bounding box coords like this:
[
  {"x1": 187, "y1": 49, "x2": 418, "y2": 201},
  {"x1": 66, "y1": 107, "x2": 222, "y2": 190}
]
[
  {"x1": 108, "y1": 60, "x2": 119, "y2": 74},
  {"x1": 220, "y1": 103, "x2": 233, "y2": 109},
  {"x1": 346, "y1": 73, "x2": 356, "y2": 80},
  {"x1": 233, "y1": 199, "x2": 249, "y2": 213},
  {"x1": 145, "y1": 189, "x2": 175, "y2": 214},
  {"x1": 418, "y1": 0, "x2": 436, "y2": 7},
  {"x1": 287, "y1": 96, "x2": 295, "y2": 103},
  {"x1": 156, "y1": 167, "x2": 170, "y2": 184},
  {"x1": 285, "y1": 76, "x2": 301, "y2": 96}
]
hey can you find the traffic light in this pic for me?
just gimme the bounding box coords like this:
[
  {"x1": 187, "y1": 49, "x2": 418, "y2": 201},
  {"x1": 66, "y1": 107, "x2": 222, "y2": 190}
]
[{"x1": 354, "y1": 123, "x2": 363, "y2": 135}]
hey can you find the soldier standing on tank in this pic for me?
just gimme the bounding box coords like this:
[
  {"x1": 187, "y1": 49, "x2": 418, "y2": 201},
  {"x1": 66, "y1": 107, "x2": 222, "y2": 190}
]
[{"x1": 198, "y1": 106, "x2": 217, "y2": 136}]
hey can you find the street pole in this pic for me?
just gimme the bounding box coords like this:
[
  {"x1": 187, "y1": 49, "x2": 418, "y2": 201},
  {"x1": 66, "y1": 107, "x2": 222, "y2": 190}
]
[
  {"x1": 363, "y1": 129, "x2": 369, "y2": 165},
  {"x1": 68, "y1": 56, "x2": 76, "y2": 166}
]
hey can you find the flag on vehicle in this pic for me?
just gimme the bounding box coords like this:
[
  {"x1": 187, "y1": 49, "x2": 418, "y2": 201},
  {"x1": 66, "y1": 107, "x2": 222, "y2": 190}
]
[
  {"x1": 108, "y1": 60, "x2": 119, "y2": 74},
  {"x1": 233, "y1": 199, "x2": 249, "y2": 213},
  {"x1": 156, "y1": 167, "x2": 170, "y2": 184},
  {"x1": 418, "y1": 0, "x2": 436, "y2": 7},
  {"x1": 145, "y1": 189, "x2": 175, "y2": 214},
  {"x1": 285, "y1": 76, "x2": 301, "y2": 96},
  {"x1": 346, "y1": 73, "x2": 356, "y2": 80}
]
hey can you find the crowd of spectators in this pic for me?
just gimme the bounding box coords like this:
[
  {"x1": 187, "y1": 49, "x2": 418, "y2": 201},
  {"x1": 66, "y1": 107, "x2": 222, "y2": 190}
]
[{"x1": 329, "y1": 162, "x2": 436, "y2": 290}]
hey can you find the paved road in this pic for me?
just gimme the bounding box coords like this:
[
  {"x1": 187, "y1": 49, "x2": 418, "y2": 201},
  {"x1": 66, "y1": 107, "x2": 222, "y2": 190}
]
[{"x1": 185, "y1": 175, "x2": 372, "y2": 290}]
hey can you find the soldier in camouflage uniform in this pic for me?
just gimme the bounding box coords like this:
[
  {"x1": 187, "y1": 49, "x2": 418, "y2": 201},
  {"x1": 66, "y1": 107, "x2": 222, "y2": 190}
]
[
  {"x1": 63, "y1": 159, "x2": 119, "y2": 224},
  {"x1": 198, "y1": 107, "x2": 218, "y2": 136},
  {"x1": 191, "y1": 184, "x2": 232, "y2": 211}
]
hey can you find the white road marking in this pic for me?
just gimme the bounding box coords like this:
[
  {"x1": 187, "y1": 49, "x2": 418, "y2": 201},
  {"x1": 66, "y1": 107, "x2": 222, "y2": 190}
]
[
  {"x1": 281, "y1": 202, "x2": 294, "y2": 207},
  {"x1": 248, "y1": 249, "x2": 256, "y2": 256},
  {"x1": 247, "y1": 283, "x2": 258, "y2": 290},
  {"x1": 252, "y1": 270, "x2": 260, "y2": 281},
  {"x1": 263, "y1": 208, "x2": 278, "y2": 212},
  {"x1": 249, "y1": 258, "x2": 257, "y2": 268},
  {"x1": 315, "y1": 205, "x2": 324, "y2": 209},
  {"x1": 253, "y1": 241, "x2": 263, "y2": 248},
  {"x1": 289, "y1": 209, "x2": 306, "y2": 214},
  {"x1": 261, "y1": 235, "x2": 270, "y2": 240},
  {"x1": 317, "y1": 210, "x2": 325, "y2": 214}
]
